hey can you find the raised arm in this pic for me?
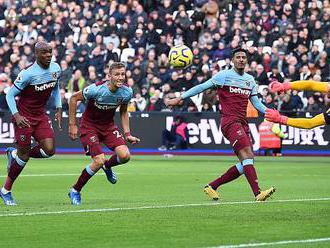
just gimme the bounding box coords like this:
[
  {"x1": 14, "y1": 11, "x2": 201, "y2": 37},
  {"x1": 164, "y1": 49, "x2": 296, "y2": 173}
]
[
  {"x1": 167, "y1": 78, "x2": 217, "y2": 106},
  {"x1": 270, "y1": 80, "x2": 330, "y2": 93},
  {"x1": 182, "y1": 79, "x2": 216, "y2": 99}
]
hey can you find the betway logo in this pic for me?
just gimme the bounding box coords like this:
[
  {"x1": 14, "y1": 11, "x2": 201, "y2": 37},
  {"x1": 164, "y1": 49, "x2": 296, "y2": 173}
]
[
  {"x1": 34, "y1": 81, "x2": 56, "y2": 91},
  {"x1": 94, "y1": 102, "x2": 117, "y2": 110},
  {"x1": 166, "y1": 116, "x2": 260, "y2": 151},
  {"x1": 229, "y1": 86, "x2": 250, "y2": 96}
]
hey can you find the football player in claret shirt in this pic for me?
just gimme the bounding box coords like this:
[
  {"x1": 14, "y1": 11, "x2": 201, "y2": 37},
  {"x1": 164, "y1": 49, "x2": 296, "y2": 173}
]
[
  {"x1": 68, "y1": 62, "x2": 140, "y2": 205},
  {"x1": 266, "y1": 80, "x2": 330, "y2": 128},
  {"x1": 1, "y1": 42, "x2": 62, "y2": 205},
  {"x1": 167, "y1": 48, "x2": 275, "y2": 201}
]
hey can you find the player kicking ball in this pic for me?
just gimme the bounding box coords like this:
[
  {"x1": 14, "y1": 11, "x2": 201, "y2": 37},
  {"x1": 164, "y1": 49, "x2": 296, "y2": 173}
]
[
  {"x1": 1, "y1": 42, "x2": 62, "y2": 205},
  {"x1": 68, "y1": 62, "x2": 140, "y2": 205},
  {"x1": 167, "y1": 47, "x2": 275, "y2": 202}
]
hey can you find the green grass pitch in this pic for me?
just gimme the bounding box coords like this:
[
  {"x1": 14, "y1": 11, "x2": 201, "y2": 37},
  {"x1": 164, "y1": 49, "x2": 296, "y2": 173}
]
[{"x1": 0, "y1": 155, "x2": 329, "y2": 248}]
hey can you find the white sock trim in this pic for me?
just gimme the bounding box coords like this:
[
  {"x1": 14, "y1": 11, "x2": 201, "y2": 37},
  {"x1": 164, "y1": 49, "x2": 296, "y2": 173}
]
[
  {"x1": 71, "y1": 188, "x2": 78, "y2": 193},
  {"x1": 1, "y1": 187, "x2": 10, "y2": 194},
  {"x1": 40, "y1": 149, "x2": 50, "y2": 158}
]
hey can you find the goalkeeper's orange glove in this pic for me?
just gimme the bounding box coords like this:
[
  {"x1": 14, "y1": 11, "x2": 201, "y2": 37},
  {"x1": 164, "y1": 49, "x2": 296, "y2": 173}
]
[
  {"x1": 269, "y1": 81, "x2": 291, "y2": 93},
  {"x1": 265, "y1": 109, "x2": 288, "y2": 124}
]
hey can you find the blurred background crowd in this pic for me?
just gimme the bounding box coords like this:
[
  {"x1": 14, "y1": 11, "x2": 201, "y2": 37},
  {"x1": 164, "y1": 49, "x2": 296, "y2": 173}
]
[{"x1": 0, "y1": 0, "x2": 329, "y2": 118}]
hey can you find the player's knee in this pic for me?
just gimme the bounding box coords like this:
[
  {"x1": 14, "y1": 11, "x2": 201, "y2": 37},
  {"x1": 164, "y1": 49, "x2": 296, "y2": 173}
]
[
  {"x1": 17, "y1": 147, "x2": 30, "y2": 161},
  {"x1": 118, "y1": 152, "x2": 130, "y2": 164},
  {"x1": 93, "y1": 156, "x2": 107, "y2": 167}
]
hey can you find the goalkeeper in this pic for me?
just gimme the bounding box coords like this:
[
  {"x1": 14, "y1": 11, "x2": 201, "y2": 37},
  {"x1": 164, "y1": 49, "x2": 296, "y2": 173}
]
[{"x1": 266, "y1": 80, "x2": 330, "y2": 129}]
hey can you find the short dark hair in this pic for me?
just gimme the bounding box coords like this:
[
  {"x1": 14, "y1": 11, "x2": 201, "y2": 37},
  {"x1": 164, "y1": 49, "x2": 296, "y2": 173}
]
[
  {"x1": 232, "y1": 47, "x2": 247, "y2": 57},
  {"x1": 108, "y1": 62, "x2": 126, "y2": 72}
]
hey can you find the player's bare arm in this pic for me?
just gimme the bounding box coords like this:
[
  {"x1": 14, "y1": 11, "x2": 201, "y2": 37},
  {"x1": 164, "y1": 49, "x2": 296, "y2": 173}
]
[
  {"x1": 53, "y1": 83, "x2": 62, "y2": 131},
  {"x1": 13, "y1": 112, "x2": 31, "y2": 128},
  {"x1": 119, "y1": 103, "x2": 140, "y2": 144},
  {"x1": 166, "y1": 96, "x2": 183, "y2": 106},
  {"x1": 68, "y1": 91, "x2": 83, "y2": 140},
  {"x1": 55, "y1": 108, "x2": 62, "y2": 131}
]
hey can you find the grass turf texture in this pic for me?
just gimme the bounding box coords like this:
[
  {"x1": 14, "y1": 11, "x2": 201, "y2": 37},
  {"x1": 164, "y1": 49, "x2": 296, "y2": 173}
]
[{"x1": 0, "y1": 155, "x2": 329, "y2": 248}]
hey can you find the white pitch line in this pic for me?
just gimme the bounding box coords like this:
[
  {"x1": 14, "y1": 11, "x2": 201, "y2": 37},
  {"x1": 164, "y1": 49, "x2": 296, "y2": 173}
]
[
  {"x1": 0, "y1": 173, "x2": 81, "y2": 177},
  {"x1": 207, "y1": 237, "x2": 330, "y2": 248},
  {"x1": 0, "y1": 173, "x2": 326, "y2": 178},
  {"x1": 0, "y1": 173, "x2": 108, "y2": 178},
  {"x1": 0, "y1": 197, "x2": 329, "y2": 217}
]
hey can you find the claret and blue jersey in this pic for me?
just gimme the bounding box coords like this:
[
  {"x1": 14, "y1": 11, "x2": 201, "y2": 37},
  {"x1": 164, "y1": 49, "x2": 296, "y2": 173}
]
[
  {"x1": 182, "y1": 68, "x2": 266, "y2": 121},
  {"x1": 81, "y1": 81, "x2": 133, "y2": 128},
  {"x1": 213, "y1": 68, "x2": 259, "y2": 119},
  {"x1": 7, "y1": 61, "x2": 61, "y2": 120}
]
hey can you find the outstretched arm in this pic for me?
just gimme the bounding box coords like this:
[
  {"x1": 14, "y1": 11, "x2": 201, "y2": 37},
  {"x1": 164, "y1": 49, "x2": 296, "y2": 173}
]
[
  {"x1": 265, "y1": 109, "x2": 326, "y2": 129},
  {"x1": 250, "y1": 95, "x2": 267, "y2": 114},
  {"x1": 270, "y1": 80, "x2": 330, "y2": 93},
  {"x1": 182, "y1": 79, "x2": 215, "y2": 99},
  {"x1": 167, "y1": 79, "x2": 215, "y2": 106}
]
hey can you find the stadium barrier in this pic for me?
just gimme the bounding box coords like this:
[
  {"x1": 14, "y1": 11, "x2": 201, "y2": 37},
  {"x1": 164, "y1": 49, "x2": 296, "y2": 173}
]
[{"x1": 0, "y1": 111, "x2": 329, "y2": 156}]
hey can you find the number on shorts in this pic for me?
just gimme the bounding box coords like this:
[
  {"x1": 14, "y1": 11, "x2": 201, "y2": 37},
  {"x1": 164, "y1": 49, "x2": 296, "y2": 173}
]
[{"x1": 113, "y1": 130, "x2": 122, "y2": 139}]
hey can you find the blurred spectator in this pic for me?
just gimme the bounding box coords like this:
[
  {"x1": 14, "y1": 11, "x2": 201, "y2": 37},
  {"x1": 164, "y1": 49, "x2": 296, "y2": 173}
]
[
  {"x1": 280, "y1": 94, "x2": 295, "y2": 117},
  {"x1": 0, "y1": 73, "x2": 10, "y2": 110},
  {"x1": 67, "y1": 70, "x2": 87, "y2": 94},
  {"x1": 129, "y1": 29, "x2": 147, "y2": 51},
  {"x1": 146, "y1": 95, "x2": 162, "y2": 111},
  {"x1": 158, "y1": 115, "x2": 188, "y2": 151},
  {"x1": 60, "y1": 60, "x2": 73, "y2": 89},
  {"x1": 0, "y1": 0, "x2": 328, "y2": 115},
  {"x1": 305, "y1": 96, "x2": 323, "y2": 113},
  {"x1": 133, "y1": 92, "x2": 147, "y2": 112},
  {"x1": 290, "y1": 90, "x2": 304, "y2": 112},
  {"x1": 255, "y1": 64, "x2": 270, "y2": 85},
  {"x1": 262, "y1": 94, "x2": 276, "y2": 109},
  {"x1": 268, "y1": 65, "x2": 285, "y2": 83},
  {"x1": 105, "y1": 42, "x2": 119, "y2": 62}
]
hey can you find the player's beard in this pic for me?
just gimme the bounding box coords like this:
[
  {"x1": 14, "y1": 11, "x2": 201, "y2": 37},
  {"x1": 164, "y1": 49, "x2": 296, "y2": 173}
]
[
  {"x1": 115, "y1": 80, "x2": 125, "y2": 88},
  {"x1": 115, "y1": 80, "x2": 124, "y2": 88}
]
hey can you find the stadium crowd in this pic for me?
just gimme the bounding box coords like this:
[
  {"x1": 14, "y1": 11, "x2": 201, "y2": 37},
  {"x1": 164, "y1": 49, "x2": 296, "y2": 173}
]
[{"x1": 0, "y1": 0, "x2": 329, "y2": 117}]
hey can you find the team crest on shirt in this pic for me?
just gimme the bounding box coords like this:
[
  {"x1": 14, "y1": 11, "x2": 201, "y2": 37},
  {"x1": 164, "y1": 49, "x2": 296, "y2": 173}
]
[
  {"x1": 237, "y1": 130, "x2": 243, "y2": 136},
  {"x1": 52, "y1": 72, "x2": 58, "y2": 79},
  {"x1": 116, "y1": 97, "x2": 124, "y2": 103},
  {"x1": 20, "y1": 135, "x2": 26, "y2": 141},
  {"x1": 245, "y1": 81, "x2": 251, "y2": 87},
  {"x1": 90, "y1": 136, "x2": 97, "y2": 143}
]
